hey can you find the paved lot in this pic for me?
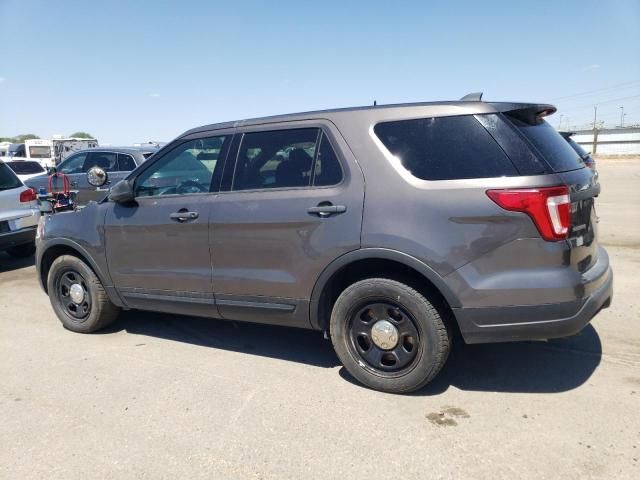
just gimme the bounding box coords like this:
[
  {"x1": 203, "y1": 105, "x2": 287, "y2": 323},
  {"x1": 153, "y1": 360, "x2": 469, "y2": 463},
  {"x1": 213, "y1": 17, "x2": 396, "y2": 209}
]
[{"x1": 1, "y1": 160, "x2": 639, "y2": 479}]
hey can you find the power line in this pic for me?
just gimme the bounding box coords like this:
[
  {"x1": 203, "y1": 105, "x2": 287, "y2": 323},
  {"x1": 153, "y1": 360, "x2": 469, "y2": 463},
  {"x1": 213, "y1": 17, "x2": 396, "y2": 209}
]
[
  {"x1": 550, "y1": 80, "x2": 640, "y2": 101},
  {"x1": 556, "y1": 94, "x2": 640, "y2": 113}
]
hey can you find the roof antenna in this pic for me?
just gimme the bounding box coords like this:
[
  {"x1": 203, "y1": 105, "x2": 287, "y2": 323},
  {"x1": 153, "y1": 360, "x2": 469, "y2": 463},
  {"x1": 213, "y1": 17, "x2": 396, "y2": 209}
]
[
  {"x1": 460, "y1": 92, "x2": 483, "y2": 102},
  {"x1": 373, "y1": 100, "x2": 377, "y2": 106}
]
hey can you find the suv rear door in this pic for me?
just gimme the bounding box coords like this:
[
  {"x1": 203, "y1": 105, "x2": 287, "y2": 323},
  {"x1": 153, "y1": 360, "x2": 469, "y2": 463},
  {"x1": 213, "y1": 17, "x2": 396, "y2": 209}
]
[{"x1": 209, "y1": 122, "x2": 364, "y2": 328}]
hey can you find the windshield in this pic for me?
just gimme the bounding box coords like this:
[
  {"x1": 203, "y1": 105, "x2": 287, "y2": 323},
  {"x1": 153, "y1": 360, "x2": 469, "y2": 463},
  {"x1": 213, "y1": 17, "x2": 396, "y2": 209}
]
[
  {"x1": 29, "y1": 146, "x2": 51, "y2": 158},
  {"x1": 0, "y1": 162, "x2": 22, "y2": 190},
  {"x1": 506, "y1": 115, "x2": 584, "y2": 172},
  {"x1": 6, "y1": 161, "x2": 45, "y2": 174}
]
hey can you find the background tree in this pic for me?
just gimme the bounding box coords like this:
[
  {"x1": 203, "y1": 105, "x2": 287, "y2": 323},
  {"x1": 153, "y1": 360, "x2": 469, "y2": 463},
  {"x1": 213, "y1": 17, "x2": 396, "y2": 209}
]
[
  {"x1": 0, "y1": 134, "x2": 39, "y2": 142},
  {"x1": 69, "y1": 132, "x2": 94, "y2": 139}
]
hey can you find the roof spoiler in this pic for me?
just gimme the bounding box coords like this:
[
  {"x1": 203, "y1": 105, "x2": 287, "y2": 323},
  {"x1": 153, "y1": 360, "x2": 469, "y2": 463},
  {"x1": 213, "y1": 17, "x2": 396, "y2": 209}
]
[
  {"x1": 460, "y1": 92, "x2": 483, "y2": 102},
  {"x1": 490, "y1": 103, "x2": 557, "y2": 124}
]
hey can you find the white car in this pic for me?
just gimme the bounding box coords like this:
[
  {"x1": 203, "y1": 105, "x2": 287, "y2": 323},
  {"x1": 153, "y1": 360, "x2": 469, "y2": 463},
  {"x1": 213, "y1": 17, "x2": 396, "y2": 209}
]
[
  {"x1": 3, "y1": 159, "x2": 47, "y2": 182},
  {"x1": 0, "y1": 161, "x2": 39, "y2": 258}
]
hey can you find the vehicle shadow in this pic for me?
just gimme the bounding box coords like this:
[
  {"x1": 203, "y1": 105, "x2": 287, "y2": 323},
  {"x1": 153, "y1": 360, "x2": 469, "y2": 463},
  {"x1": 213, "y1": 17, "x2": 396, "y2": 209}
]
[
  {"x1": 0, "y1": 252, "x2": 35, "y2": 273},
  {"x1": 341, "y1": 324, "x2": 603, "y2": 395},
  {"x1": 104, "y1": 310, "x2": 602, "y2": 394},
  {"x1": 103, "y1": 310, "x2": 340, "y2": 368}
]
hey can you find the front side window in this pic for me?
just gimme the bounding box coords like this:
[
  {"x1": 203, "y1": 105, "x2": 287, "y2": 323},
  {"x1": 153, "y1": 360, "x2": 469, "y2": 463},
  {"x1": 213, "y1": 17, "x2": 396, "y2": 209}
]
[
  {"x1": 57, "y1": 153, "x2": 88, "y2": 174},
  {"x1": 29, "y1": 146, "x2": 51, "y2": 158},
  {"x1": 83, "y1": 152, "x2": 118, "y2": 172},
  {"x1": 374, "y1": 115, "x2": 518, "y2": 181},
  {"x1": 232, "y1": 128, "x2": 319, "y2": 191},
  {"x1": 136, "y1": 135, "x2": 229, "y2": 197}
]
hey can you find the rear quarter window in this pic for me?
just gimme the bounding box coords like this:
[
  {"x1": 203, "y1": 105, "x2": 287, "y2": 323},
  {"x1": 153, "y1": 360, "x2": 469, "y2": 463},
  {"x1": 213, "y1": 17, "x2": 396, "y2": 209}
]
[{"x1": 374, "y1": 115, "x2": 518, "y2": 181}]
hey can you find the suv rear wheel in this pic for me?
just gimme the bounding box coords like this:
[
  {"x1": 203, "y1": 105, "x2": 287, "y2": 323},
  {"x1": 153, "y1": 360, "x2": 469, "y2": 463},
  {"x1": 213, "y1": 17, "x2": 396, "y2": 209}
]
[
  {"x1": 330, "y1": 278, "x2": 450, "y2": 393},
  {"x1": 47, "y1": 255, "x2": 120, "y2": 333}
]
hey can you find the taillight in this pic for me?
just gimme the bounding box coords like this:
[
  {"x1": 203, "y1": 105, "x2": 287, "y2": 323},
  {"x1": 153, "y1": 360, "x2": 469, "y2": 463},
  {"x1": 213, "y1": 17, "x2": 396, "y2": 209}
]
[
  {"x1": 486, "y1": 186, "x2": 571, "y2": 241},
  {"x1": 19, "y1": 188, "x2": 38, "y2": 203}
]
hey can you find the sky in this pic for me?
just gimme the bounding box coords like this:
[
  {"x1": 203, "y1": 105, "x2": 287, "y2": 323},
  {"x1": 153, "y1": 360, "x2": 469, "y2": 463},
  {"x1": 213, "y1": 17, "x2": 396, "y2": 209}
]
[{"x1": 1, "y1": 0, "x2": 639, "y2": 144}]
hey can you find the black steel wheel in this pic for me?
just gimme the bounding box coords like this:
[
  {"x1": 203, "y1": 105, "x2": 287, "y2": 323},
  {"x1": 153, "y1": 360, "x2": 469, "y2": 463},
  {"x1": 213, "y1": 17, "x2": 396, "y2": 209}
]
[
  {"x1": 55, "y1": 269, "x2": 92, "y2": 321},
  {"x1": 330, "y1": 278, "x2": 450, "y2": 393},
  {"x1": 47, "y1": 255, "x2": 120, "y2": 333},
  {"x1": 349, "y1": 302, "x2": 420, "y2": 374}
]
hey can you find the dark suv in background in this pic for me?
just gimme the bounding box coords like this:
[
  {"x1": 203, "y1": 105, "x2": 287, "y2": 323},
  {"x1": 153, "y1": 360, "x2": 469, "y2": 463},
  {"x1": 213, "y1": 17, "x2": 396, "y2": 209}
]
[
  {"x1": 26, "y1": 146, "x2": 157, "y2": 203},
  {"x1": 35, "y1": 96, "x2": 612, "y2": 393}
]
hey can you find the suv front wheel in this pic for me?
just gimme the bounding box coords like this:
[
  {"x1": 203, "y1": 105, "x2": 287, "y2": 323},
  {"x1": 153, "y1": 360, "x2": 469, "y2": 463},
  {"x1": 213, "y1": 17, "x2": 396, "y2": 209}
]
[
  {"x1": 330, "y1": 278, "x2": 450, "y2": 393},
  {"x1": 47, "y1": 255, "x2": 120, "y2": 333}
]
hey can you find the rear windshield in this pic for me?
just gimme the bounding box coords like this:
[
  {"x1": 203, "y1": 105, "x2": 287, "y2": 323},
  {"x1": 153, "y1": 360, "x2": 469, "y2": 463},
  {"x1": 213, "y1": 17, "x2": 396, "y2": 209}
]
[
  {"x1": 0, "y1": 162, "x2": 22, "y2": 190},
  {"x1": 374, "y1": 115, "x2": 518, "y2": 181},
  {"x1": 6, "y1": 161, "x2": 45, "y2": 174},
  {"x1": 506, "y1": 115, "x2": 584, "y2": 172}
]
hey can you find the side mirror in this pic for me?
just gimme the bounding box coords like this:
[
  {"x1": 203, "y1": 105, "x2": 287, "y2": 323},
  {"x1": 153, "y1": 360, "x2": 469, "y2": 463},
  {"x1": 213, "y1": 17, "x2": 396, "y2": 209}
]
[
  {"x1": 87, "y1": 166, "x2": 108, "y2": 187},
  {"x1": 47, "y1": 166, "x2": 57, "y2": 175},
  {"x1": 108, "y1": 179, "x2": 136, "y2": 204}
]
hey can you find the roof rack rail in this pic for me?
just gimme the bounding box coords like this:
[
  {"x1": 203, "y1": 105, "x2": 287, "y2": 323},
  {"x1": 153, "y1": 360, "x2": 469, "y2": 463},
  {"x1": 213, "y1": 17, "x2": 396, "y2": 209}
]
[{"x1": 460, "y1": 92, "x2": 483, "y2": 102}]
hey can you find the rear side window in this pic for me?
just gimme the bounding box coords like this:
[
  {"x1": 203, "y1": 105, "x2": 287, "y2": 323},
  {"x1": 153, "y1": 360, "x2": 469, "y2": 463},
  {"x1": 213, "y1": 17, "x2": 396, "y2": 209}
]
[
  {"x1": 374, "y1": 116, "x2": 518, "y2": 180},
  {"x1": 232, "y1": 128, "x2": 319, "y2": 191},
  {"x1": 6, "y1": 161, "x2": 45, "y2": 174},
  {"x1": 506, "y1": 115, "x2": 584, "y2": 172},
  {"x1": 117, "y1": 153, "x2": 137, "y2": 171},
  {"x1": 0, "y1": 162, "x2": 22, "y2": 191}
]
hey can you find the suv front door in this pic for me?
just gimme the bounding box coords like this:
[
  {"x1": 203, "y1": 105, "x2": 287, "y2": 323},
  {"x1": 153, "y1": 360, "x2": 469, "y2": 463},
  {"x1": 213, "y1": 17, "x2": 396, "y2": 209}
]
[
  {"x1": 104, "y1": 133, "x2": 232, "y2": 318},
  {"x1": 210, "y1": 123, "x2": 365, "y2": 328}
]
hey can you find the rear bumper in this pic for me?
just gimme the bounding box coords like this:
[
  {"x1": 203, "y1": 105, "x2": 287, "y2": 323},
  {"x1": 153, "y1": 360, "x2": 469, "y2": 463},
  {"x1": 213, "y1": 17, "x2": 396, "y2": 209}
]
[
  {"x1": 0, "y1": 226, "x2": 37, "y2": 251},
  {"x1": 454, "y1": 263, "x2": 613, "y2": 344}
]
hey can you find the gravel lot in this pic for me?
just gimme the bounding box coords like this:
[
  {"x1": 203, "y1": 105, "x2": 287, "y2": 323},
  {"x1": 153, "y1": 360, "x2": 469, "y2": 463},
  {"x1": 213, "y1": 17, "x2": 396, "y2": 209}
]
[{"x1": 1, "y1": 160, "x2": 639, "y2": 479}]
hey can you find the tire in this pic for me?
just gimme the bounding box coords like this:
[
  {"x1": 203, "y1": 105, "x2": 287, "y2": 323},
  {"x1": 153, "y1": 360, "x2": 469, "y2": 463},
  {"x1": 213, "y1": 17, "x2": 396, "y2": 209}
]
[
  {"x1": 330, "y1": 278, "x2": 450, "y2": 394},
  {"x1": 47, "y1": 255, "x2": 120, "y2": 333},
  {"x1": 6, "y1": 243, "x2": 36, "y2": 258}
]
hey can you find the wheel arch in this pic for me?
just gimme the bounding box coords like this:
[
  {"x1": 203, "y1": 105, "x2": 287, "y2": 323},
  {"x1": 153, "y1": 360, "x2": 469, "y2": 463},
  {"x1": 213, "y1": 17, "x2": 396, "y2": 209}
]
[
  {"x1": 309, "y1": 248, "x2": 461, "y2": 332},
  {"x1": 38, "y1": 239, "x2": 124, "y2": 307}
]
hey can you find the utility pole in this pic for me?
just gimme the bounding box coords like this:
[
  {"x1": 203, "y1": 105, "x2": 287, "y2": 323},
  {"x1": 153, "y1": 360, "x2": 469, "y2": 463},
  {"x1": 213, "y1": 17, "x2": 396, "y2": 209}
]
[
  {"x1": 592, "y1": 106, "x2": 598, "y2": 155},
  {"x1": 558, "y1": 114, "x2": 564, "y2": 129},
  {"x1": 593, "y1": 106, "x2": 597, "y2": 129},
  {"x1": 620, "y1": 106, "x2": 625, "y2": 127}
]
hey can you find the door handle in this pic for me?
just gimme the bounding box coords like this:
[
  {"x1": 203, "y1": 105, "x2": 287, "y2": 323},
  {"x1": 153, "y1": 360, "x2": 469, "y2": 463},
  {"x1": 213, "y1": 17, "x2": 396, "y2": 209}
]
[
  {"x1": 307, "y1": 203, "x2": 347, "y2": 217},
  {"x1": 170, "y1": 211, "x2": 199, "y2": 222}
]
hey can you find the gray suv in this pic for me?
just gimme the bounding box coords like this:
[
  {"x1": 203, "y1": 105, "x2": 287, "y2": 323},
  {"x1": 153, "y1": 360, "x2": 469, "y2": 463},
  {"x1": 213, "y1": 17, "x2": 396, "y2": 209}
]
[{"x1": 35, "y1": 97, "x2": 613, "y2": 393}]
